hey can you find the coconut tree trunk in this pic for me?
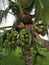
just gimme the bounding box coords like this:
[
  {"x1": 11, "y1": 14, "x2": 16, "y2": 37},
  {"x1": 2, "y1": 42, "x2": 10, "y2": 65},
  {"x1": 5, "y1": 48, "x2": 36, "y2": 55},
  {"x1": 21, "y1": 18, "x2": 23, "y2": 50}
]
[
  {"x1": 22, "y1": 48, "x2": 32, "y2": 65},
  {"x1": 22, "y1": 27, "x2": 33, "y2": 65}
]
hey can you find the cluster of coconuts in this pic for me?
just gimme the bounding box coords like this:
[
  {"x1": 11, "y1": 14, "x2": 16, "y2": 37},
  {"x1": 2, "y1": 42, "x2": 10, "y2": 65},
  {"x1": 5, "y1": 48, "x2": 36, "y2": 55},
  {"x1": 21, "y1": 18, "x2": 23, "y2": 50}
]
[
  {"x1": 3, "y1": 30, "x2": 18, "y2": 49},
  {"x1": 20, "y1": 29, "x2": 29, "y2": 47},
  {"x1": 34, "y1": 25, "x2": 47, "y2": 36}
]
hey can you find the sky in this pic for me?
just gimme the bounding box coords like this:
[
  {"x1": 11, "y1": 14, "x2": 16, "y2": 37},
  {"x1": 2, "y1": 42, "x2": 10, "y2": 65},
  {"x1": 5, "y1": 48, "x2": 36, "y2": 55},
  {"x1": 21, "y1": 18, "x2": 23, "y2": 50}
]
[
  {"x1": 0, "y1": 13, "x2": 16, "y2": 27},
  {"x1": 40, "y1": 34, "x2": 48, "y2": 40},
  {"x1": 0, "y1": 0, "x2": 49, "y2": 41}
]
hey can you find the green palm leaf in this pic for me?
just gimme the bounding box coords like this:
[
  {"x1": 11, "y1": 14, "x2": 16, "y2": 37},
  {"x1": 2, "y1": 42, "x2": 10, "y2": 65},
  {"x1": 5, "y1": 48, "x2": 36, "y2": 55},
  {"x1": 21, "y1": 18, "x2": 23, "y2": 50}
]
[
  {"x1": 9, "y1": 0, "x2": 20, "y2": 15},
  {"x1": 35, "y1": 0, "x2": 49, "y2": 26},
  {"x1": 0, "y1": 0, "x2": 49, "y2": 27},
  {"x1": 17, "y1": 0, "x2": 35, "y2": 12},
  {"x1": 0, "y1": 7, "x2": 10, "y2": 23}
]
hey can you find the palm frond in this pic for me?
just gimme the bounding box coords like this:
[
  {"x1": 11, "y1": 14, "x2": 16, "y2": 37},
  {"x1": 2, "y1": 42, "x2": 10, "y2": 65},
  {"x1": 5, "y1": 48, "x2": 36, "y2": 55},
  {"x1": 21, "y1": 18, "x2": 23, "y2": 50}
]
[
  {"x1": 0, "y1": 10, "x2": 4, "y2": 23},
  {"x1": 17, "y1": 0, "x2": 35, "y2": 12},
  {"x1": 9, "y1": 0, "x2": 20, "y2": 15},
  {"x1": 0, "y1": 7, "x2": 10, "y2": 23},
  {"x1": 35, "y1": 0, "x2": 49, "y2": 26},
  {"x1": 0, "y1": 26, "x2": 13, "y2": 30}
]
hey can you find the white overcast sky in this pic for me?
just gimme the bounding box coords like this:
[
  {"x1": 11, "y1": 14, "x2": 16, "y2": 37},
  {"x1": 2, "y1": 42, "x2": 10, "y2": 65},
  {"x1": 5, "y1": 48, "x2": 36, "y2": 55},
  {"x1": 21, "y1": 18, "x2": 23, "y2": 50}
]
[{"x1": 0, "y1": 0, "x2": 49, "y2": 40}]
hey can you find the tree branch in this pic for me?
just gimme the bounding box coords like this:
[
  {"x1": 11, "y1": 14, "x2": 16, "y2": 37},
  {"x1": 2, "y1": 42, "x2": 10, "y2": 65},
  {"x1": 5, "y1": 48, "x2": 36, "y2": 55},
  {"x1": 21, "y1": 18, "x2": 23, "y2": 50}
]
[
  {"x1": 34, "y1": 30, "x2": 49, "y2": 51},
  {"x1": 8, "y1": 12, "x2": 15, "y2": 15},
  {"x1": 0, "y1": 26, "x2": 13, "y2": 29}
]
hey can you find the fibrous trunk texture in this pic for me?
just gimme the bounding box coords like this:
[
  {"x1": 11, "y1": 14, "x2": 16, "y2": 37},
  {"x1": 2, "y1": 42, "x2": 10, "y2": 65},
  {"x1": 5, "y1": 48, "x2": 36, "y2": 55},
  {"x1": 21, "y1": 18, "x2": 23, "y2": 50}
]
[{"x1": 23, "y1": 48, "x2": 32, "y2": 65}]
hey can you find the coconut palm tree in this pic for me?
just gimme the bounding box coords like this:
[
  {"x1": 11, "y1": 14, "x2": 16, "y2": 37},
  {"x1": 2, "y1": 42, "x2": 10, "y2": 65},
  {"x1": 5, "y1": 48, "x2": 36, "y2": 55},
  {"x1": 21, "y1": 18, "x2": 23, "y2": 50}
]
[{"x1": 0, "y1": 0, "x2": 49, "y2": 65}]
